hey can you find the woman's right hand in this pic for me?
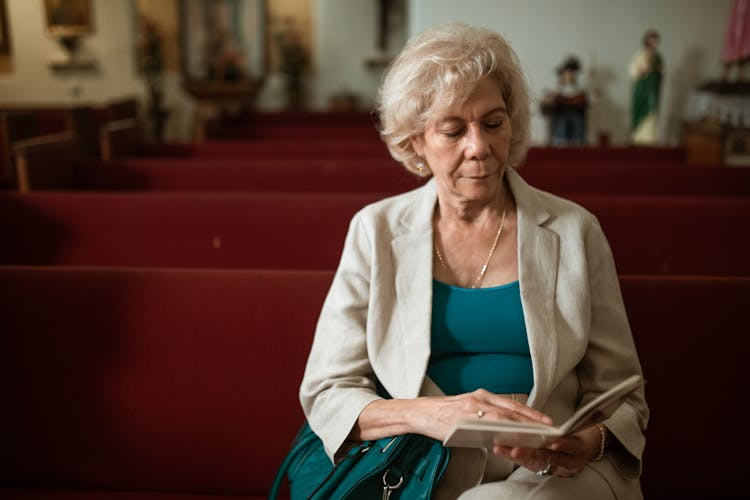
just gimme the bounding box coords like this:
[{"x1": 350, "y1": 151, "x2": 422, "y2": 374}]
[
  {"x1": 414, "y1": 390, "x2": 553, "y2": 441},
  {"x1": 353, "y1": 390, "x2": 552, "y2": 443}
]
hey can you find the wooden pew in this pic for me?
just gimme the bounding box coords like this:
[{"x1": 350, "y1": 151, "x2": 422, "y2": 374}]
[
  {"x1": 65, "y1": 105, "x2": 104, "y2": 160},
  {"x1": 0, "y1": 191, "x2": 747, "y2": 275},
  {"x1": 0, "y1": 191, "x2": 383, "y2": 270},
  {"x1": 0, "y1": 102, "x2": 145, "y2": 167},
  {"x1": 0, "y1": 111, "x2": 39, "y2": 188},
  {"x1": 0, "y1": 266, "x2": 332, "y2": 499},
  {"x1": 13, "y1": 131, "x2": 78, "y2": 192},
  {"x1": 75, "y1": 158, "x2": 750, "y2": 197},
  {"x1": 525, "y1": 146, "x2": 687, "y2": 164},
  {"x1": 100, "y1": 118, "x2": 145, "y2": 162},
  {"x1": 106, "y1": 96, "x2": 140, "y2": 121},
  {"x1": 0, "y1": 267, "x2": 747, "y2": 499},
  {"x1": 76, "y1": 156, "x2": 424, "y2": 192},
  {"x1": 620, "y1": 275, "x2": 750, "y2": 499}
]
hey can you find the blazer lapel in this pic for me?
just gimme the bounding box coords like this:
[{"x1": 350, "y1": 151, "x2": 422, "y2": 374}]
[
  {"x1": 507, "y1": 169, "x2": 560, "y2": 408},
  {"x1": 390, "y1": 181, "x2": 438, "y2": 398}
]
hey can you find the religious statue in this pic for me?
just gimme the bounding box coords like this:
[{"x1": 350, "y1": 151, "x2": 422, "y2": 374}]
[
  {"x1": 274, "y1": 16, "x2": 308, "y2": 109},
  {"x1": 722, "y1": 0, "x2": 750, "y2": 82},
  {"x1": 541, "y1": 56, "x2": 588, "y2": 146},
  {"x1": 628, "y1": 30, "x2": 664, "y2": 145}
]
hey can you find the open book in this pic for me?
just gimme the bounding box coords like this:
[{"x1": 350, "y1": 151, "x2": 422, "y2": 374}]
[{"x1": 443, "y1": 374, "x2": 643, "y2": 449}]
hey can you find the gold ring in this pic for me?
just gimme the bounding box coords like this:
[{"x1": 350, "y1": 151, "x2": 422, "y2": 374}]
[{"x1": 536, "y1": 463, "x2": 552, "y2": 477}]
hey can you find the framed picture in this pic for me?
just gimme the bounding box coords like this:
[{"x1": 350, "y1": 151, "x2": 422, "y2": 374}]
[
  {"x1": 0, "y1": 0, "x2": 10, "y2": 54},
  {"x1": 44, "y1": 0, "x2": 93, "y2": 38},
  {"x1": 179, "y1": 0, "x2": 266, "y2": 81}
]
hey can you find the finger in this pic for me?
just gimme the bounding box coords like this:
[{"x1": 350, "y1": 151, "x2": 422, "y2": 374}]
[
  {"x1": 546, "y1": 454, "x2": 585, "y2": 477},
  {"x1": 495, "y1": 446, "x2": 583, "y2": 478},
  {"x1": 492, "y1": 444, "x2": 514, "y2": 458},
  {"x1": 547, "y1": 435, "x2": 584, "y2": 455},
  {"x1": 506, "y1": 446, "x2": 552, "y2": 473},
  {"x1": 505, "y1": 441, "x2": 591, "y2": 478},
  {"x1": 542, "y1": 447, "x2": 588, "y2": 476},
  {"x1": 480, "y1": 393, "x2": 553, "y2": 424}
]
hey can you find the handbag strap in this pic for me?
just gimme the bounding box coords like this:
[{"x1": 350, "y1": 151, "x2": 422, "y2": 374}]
[
  {"x1": 269, "y1": 384, "x2": 394, "y2": 499},
  {"x1": 269, "y1": 422, "x2": 319, "y2": 499}
]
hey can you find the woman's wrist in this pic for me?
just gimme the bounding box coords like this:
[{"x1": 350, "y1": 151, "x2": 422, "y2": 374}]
[
  {"x1": 591, "y1": 423, "x2": 608, "y2": 461},
  {"x1": 354, "y1": 398, "x2": 417, "y2": 441}
]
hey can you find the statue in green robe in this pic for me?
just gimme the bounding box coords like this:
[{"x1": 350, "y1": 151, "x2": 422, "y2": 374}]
[{"x1": 629, "y1": 30, "x2": 663, "y2": 144}]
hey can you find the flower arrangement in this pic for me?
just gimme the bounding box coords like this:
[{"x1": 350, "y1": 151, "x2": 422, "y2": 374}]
[
  {"x1": 137, "y1": 15, "x2": 165, "y2": 102},
  {"x1": 273, "y1": 16, "x2": 308, "y2": 107}
]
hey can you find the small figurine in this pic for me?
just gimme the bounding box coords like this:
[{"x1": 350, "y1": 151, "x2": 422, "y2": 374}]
[
  {"x1": 721, "y1": 0, "x2": 750, "y2": 82},
  {"x1": 541, "y1": 56, "x2": 588, "y2": 146},
  {"x1": 628, "y1": 29, "x2": 664, "y2": 145}
]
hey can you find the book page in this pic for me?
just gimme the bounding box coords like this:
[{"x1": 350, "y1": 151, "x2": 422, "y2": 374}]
[{"x1": 443, "y1": 374, "x2": 643, "y2": 449}]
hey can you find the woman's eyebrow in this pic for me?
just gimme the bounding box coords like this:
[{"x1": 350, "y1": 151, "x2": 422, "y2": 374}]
[
  {"x1": 437, "y1": 106, "x2": 508, "y2": 123},
  {"x1": 484, "y1": 106, "x2": 508, "y2": 117}
]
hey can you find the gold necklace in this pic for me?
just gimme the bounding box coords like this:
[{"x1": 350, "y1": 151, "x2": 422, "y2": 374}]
[{"x1": 434, "y1": 207, "x2": 508, "y2": 289}]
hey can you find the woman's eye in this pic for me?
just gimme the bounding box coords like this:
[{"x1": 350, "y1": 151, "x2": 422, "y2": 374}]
[
  {"x1": 486, "y1": 121, "x2": 503, "y2": 129},
  {"x1": 443, "y1": 129, "x2": 463, "y2": 138}
]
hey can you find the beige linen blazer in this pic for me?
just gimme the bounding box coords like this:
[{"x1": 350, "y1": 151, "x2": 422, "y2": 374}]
[{"x1": 299, "y1": 168, "x2": 649, "y2": 494}]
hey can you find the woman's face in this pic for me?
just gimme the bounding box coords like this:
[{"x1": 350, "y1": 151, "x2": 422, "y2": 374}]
[{"x1": 411, "y1": 77, "x2": 512, "y2": 204}]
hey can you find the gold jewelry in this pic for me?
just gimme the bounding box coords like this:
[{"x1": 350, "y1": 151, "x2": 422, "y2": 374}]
[
  {"x1": 536, "y1": 463, "x2": 552, "y2": 477},
  {"x1": 415, "y1": 159, "x2": 427, "y2": 173},
  {"x1": 592, "y1": 423, "x2": 607, "y2": 461},
  {"x1": 434, "y1": 207, "x2": 507, "y2": 289}
]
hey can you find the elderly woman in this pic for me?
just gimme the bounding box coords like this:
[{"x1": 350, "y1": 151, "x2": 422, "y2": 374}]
[{"x1": 300, "y1": 23, "x2": 648, "y2": 499}]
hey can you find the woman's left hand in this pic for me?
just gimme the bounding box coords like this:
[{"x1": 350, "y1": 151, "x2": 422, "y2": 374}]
[{"x1": 491, "y1": 424, "x2": 603, "y2": 478}]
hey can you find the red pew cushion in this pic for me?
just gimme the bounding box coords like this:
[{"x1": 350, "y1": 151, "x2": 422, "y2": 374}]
[{"x1": 0, "y1": 267, "x2": 333, "y2": 496}]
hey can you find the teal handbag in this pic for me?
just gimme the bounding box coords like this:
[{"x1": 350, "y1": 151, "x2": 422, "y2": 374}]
[{"x1": 269, "y1": 421, "x2": 450, "y2": 499}]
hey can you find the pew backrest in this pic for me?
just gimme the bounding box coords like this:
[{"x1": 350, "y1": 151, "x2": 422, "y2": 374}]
[
  {"x1": 13, "y1": 131, "x2": 78, "y2": 192},
  {"x1": 0, "y1": 266, "x2": 333, "y2": 496},
  {"x1": 0, "y1": 192, "x2": 747, "y2": 275},
  {"x1": 1, "y1": 267, "x2": 747, "y2": 498}
]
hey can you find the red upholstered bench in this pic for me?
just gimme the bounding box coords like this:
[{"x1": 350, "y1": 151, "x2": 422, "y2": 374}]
[
  {"x1": 0, "y1": 191, "x2": 383, "y2": 270},
  {"x1": 173, "y1": 140, "x2": 391, "y2": 159},
  {"x1": 573, "y1": 195, "x2": 750, "y2": 276},
  {"x1": 1, "y1": 267, "x2": 747, "y2": 499},
  {"x1": 76, "y1": 157, "x2": 424, "y2": 193},
  {"x1": 73, "y1": 158, "x2": 749, "y2": 197},
  {"x1": 525, "y1": 146, "x2": 687, "y2": 164},
  {"x1": 620, "y1": 275, "x2": 750, "y2": 500},
  {"x1": 1, "y1": 192, "x2": 748, "y2": 275},
  {"x1": 519, "y1": 164, "x2": 750, "y2": 197},
  {"x1": 0, "y1": 266, "x2": 335, "y2": 499}
]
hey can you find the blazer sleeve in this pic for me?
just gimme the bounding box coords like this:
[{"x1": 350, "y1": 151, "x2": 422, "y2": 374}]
[
  {"x1": 578, "y1": 216, "x2": 650, "y2": 478},
  {"x1": 299, "y1": 211, "x2": 382, "y2": 462}
]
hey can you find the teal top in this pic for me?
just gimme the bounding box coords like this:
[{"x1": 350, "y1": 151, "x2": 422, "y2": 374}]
[{"x1": 427, "y1": 279, "x2": 534, "y2": 396}]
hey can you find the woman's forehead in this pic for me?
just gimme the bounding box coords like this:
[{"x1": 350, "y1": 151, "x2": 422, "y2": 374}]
[{"x1": 429, "y1": 80, "x2": 506, "y2": 121}]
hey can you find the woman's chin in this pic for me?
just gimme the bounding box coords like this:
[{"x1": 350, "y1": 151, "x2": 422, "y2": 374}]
[{"x1": 453, "y1": 184, "x2": 502, "y2": 203}]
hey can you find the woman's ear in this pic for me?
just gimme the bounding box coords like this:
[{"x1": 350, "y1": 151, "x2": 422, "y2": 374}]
[{"x1": 410, "y1": 135, "x2": 424, "y2": 157}]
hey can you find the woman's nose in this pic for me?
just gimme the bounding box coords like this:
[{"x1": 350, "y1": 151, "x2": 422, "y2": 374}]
[{"x1": 465, "y1": 125, "x2": 490, "y2": 160}]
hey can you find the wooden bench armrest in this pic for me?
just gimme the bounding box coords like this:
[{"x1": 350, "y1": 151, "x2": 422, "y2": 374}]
[
  {"x1": 13, "y1": 131, "x2": 78, "y2": 192},
  {"x1": 100, "y1": 118, "x2": 143, "y2": 161}
]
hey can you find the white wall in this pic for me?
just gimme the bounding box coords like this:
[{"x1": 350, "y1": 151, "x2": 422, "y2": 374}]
[
  {"x1": 310, "y1": 0, "x2": 381, "y2": 110},
  {"x1": 0, "y1": 0, "x2": 194, "y2": 141},
  {"x1": 407, "y1": 0, "x2": 732, "y2": 145},
  {"x1": 0, "y1": 0, "x2": 733, "y2": 145},
  {"x1": 257, "y1": 0, "x2": 400, "y2": 112},
  {"x1": 0, "y1": 0, "x2": 141, "y2": 104}
]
